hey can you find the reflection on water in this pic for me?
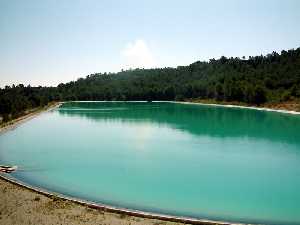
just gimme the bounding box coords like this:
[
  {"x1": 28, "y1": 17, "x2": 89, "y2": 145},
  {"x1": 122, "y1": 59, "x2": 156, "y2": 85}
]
[{"x1": 59, "y1": 101, "x2": 300, "y2": 145}]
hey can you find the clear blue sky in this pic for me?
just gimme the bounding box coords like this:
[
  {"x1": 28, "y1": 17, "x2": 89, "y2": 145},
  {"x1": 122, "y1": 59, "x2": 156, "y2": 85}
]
[{"x1": 1, "y1": 0, "x2": 299, "y2": 87}]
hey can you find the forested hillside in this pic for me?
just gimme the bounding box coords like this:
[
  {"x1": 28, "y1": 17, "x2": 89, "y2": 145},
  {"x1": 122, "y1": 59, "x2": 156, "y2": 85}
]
[{"x1": 1, "y1": 47, "x2": 300, "y2": 122}]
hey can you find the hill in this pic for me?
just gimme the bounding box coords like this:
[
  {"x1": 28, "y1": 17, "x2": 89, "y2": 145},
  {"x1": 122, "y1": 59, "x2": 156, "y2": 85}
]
[{"x1": 1, "y1": 47, "x2": 300, "y2": 122}]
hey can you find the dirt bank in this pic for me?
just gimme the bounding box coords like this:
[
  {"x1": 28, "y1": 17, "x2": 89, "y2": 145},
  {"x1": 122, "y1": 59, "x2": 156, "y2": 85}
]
[
  {"x1": 186, "y1": 99, "x2": 300, "y2": 112},
  {"x1": 0, "y1": 178, "x2": 190, "y2": 225}
]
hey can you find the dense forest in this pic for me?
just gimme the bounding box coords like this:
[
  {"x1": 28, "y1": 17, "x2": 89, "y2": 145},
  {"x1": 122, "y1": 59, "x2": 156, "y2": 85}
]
[{"x1": 1, "y1": 47, "x2": 300, "y2": 122}]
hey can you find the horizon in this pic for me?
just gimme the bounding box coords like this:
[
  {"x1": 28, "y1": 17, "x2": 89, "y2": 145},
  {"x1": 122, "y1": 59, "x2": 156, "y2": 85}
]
[
  {"x1": 1, "y1": 0, "x2": 300, "y2": 87},
  {"x1": 1, "y1": 47, "x2": 299, "y2": 88}
]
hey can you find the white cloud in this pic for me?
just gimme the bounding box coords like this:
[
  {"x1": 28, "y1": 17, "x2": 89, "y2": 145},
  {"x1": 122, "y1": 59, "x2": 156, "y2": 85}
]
[{"x1": 121, "y1": 39, "x2": 156, "y2": 70}]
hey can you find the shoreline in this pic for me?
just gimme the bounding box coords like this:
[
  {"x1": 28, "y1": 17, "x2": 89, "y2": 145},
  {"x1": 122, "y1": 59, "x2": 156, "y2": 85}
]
[
  {"x1": 2, "y1": 100, "x2": 299, "y2": 225},
  {"x1": 0, "y1": 175, "x2": 237, "y2": 225},
  {"x1": 64, "y1": 99, "x2": 300, "y2": 115},
  {"x1": 0, "y1": 177, "x2": 194, "y2": 225},
  {"x1": 178, "y1": 100, "x2": 300, "y2": 115},
  {"x1": 0, "y1": 102, "x2": 62, "y2": 134}
]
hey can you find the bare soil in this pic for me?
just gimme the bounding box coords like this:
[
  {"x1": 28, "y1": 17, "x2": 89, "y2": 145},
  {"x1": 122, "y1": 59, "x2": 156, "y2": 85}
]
[{"x1": 0, "y1": 178, "x2": 186, "y2": 225}]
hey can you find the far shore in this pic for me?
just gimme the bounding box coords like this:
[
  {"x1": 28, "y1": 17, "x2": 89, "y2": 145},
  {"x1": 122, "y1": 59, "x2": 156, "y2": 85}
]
[
  {"x1": 1, "y1": 99, "x2": 298, "y2": 134},
  {"x1": 0, "y1": 102, "x2": 62, "y2": 133},
  {"x1": 1, "y1": 99, "x2": 299, "y2": 225},
  {"x1": 183, "y1": 98, "x2": 300, "y2": 114}
]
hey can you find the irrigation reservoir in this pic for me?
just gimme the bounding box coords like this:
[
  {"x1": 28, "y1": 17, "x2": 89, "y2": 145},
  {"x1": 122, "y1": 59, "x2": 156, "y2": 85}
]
[{"x1": 1, "y1": 102, "x2": 300, "y2": 225}]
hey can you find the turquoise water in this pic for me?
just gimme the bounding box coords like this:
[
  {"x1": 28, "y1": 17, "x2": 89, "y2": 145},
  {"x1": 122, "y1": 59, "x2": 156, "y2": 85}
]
[{"x1": 1, "y1": 102, "x2": 300, "y2": 224}]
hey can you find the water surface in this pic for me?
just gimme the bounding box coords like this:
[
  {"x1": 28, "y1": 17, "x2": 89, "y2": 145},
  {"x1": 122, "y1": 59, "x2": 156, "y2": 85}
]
[{"x1": 1, "y1": 102, "x2": 300, "y2": 224}]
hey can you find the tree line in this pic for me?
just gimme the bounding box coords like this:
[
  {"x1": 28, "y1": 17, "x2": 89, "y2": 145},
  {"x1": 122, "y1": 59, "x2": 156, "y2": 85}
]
[{"x1": 1, "y1": 47, "x2": 300, "y2": 122}]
